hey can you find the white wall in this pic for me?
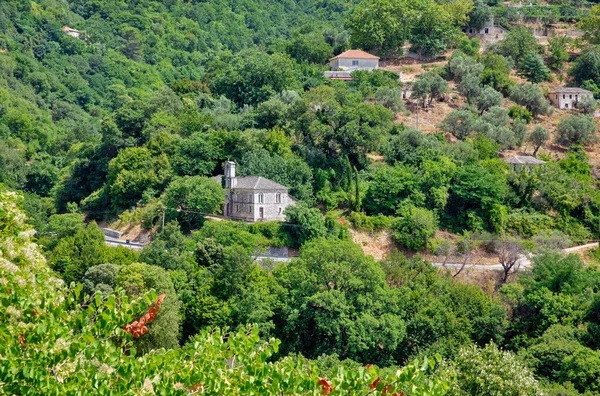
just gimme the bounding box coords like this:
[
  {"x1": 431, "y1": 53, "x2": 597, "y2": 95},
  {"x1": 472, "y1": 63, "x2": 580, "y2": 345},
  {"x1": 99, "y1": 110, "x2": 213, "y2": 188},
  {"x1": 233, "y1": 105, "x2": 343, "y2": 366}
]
[{"x1": 330, "y1": 58, "x2": 379, "y2": 71}]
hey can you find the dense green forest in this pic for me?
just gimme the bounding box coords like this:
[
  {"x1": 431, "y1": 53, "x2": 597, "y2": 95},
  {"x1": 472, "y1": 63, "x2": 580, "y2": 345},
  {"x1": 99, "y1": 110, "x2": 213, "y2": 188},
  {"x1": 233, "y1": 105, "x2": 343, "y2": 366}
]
[{"x1": 5, "y1": 0, "x2": 600, "y2": 393}]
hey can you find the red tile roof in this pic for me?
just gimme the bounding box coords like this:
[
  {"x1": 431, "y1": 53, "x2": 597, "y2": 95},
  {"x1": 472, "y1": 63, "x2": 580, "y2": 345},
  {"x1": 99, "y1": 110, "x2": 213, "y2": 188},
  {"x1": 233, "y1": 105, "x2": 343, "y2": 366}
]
[{"x1": 329, "y1": 50, "x2": 380, "y2": 61}]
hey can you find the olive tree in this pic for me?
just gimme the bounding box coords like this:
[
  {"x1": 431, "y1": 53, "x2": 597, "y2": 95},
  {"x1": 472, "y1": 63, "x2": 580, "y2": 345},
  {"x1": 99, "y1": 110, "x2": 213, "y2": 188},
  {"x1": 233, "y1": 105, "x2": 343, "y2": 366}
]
[
  {"x1": 528, "y1": 126, "x2": 549, "y2": 157},
  {"x1": 476, "y1": 86, "x2": 503, "y2": 115},
  {"x1": 555, "y1": 115, "x2": 597, "y2": 146},
  {"x1": 412, "y1": 71, "x2": 449, "y2": 108},
  {"x1": 441, "y1": 110, "x2": 476, "y2": 140},
  {"x1": 509, "y1": 84, "x2": 552, "y2": 118},
  {"x1": 578, "y1": 95, "x2": 597, "y2": 115}
]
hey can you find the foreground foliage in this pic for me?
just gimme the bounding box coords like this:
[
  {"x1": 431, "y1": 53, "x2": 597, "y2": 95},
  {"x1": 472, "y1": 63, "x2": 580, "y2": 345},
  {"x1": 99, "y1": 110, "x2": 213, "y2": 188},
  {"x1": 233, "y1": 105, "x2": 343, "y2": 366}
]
[{"x1": 0, "y1": 189, "x2": 452, "y2": 394}]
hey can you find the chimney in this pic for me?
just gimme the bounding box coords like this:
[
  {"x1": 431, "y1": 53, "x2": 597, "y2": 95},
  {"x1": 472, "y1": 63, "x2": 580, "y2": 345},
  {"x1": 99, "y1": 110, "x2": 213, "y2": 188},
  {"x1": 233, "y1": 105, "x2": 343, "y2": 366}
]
[{"x1": 225, "y1": 161, "x2": 236, "y2": 188}]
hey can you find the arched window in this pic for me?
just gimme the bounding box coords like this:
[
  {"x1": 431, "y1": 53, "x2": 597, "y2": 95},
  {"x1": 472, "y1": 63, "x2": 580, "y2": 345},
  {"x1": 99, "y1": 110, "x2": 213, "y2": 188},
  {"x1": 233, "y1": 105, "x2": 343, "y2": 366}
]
[
  {"x1": 276, "y1": 193, "x2": 281, "y2": 203},
  {"x1": 258, "y1": 193, "x2": 264, "y2": 203}
]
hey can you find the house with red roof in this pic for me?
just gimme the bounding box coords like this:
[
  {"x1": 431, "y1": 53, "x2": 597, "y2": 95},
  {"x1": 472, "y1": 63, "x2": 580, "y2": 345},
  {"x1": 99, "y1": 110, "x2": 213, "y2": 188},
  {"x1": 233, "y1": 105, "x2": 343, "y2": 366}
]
[{"x1": 328, "y1": 50, "x2": 380, "y2": 71}]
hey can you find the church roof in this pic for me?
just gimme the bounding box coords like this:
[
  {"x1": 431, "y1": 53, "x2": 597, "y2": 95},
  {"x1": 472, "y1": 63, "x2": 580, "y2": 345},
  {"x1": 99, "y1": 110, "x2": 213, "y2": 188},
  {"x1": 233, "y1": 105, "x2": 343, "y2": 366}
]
[
  {"x1": 234, "y1": 176, "x2": 289, "y2": 190},
  {"x1": 214, "y1": 175, "x2": 289, "y2": 191}
]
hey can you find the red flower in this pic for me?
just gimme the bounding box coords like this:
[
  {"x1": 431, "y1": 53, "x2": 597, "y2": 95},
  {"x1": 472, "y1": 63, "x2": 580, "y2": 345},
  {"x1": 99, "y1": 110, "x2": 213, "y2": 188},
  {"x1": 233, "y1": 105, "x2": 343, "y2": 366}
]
[
  {"x1": 369, "y1": 377, "x2": 381, "y2": 389},
  {"x1": 123, "y1": 293, "x2": 166, "y2": 338},
  {"x1": 318, "y1": 378, "x2": 333, "y2": 395}
]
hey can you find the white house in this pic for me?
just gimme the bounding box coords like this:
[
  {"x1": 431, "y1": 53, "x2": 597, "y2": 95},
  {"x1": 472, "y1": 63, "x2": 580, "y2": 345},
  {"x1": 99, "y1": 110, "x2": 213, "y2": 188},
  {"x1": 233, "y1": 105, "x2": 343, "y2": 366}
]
[
  {"x1": 62, "y1": 26, "x2": 84, "y2": 40},
  {"x1": 218, "y1": 161, "x2": 296, "y2": 222},
  {"x1": 328, "y1": 50, "x2": 380, "y2": 71},
  {"x1": 548, "y1": 87, "x2": 593, "y2": 109}
]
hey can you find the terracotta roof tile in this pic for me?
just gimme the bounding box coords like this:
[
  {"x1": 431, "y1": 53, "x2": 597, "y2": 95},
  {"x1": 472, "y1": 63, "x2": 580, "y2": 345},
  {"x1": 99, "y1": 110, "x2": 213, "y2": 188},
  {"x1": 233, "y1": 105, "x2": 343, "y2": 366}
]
[{"x1": 329, "y1": 50, "x2": 380, "y2": 61}]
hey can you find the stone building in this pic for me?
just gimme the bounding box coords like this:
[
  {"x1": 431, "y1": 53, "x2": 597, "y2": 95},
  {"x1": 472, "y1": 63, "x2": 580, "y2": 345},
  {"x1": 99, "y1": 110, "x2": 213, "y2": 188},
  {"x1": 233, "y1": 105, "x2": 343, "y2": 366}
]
[
  {"x1": 462, "y1": 17, "x2": 507, "y2": 42},
  {"x1": 548, "y1": 87, "x2": 593, "y2": 110},
  {"x1": 219, "y1": 161, "x2": 296, "y2": 222}
]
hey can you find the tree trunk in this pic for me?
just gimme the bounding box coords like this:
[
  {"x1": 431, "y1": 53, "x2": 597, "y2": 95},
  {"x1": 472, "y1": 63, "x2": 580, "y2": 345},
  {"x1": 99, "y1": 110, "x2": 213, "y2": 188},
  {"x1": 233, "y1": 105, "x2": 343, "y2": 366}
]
[{"x1": 533, "y1": 144, "x2": 541, "y2": 157}]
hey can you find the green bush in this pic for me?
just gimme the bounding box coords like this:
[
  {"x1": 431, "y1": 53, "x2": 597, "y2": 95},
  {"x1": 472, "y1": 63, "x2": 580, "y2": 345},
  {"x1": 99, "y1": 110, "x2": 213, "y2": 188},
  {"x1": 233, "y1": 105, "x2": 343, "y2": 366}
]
[
  {"x1": 391, "y1": 205, "x2": 437, "y2": 250},
  {"x1": 505, "y1": 209, "x2": 555, "y2": 237},
  {"x1": 348, "y1": 212, "x2": 393, "y2": 232},
  {"x1": 508, "y1": 105, "x2": 533, "y2": 123}
]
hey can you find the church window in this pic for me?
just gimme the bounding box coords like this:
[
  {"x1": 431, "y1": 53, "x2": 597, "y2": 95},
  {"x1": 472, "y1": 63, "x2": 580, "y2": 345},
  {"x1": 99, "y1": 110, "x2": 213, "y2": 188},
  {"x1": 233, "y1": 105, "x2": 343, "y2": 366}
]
[{"x1": 276, "y1": 193, "x2": 281, "y2": 203}]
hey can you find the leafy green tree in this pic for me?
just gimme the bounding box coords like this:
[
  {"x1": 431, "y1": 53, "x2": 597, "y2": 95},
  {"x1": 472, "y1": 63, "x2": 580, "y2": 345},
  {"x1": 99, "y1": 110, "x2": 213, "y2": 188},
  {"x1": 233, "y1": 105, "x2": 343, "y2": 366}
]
[
  {"x1": 555, "y1": 115, "x2": 596, "y2": 146},
  {"x1": 499, "y1": 26, "x2": 539, "y2": 64},
  {"x1": 468, "y1": 0, "x2": 492, "y2": 30},
  {"x1": 560, "y1": 348, "x2": 600, "y2": 394},
  {"x1": 162, "y1": 176, "x2": 224, "y2": 229},
  {"x1": 508, "y1": 106, "x2": 533, "y2": 123},
  {"x1": 116, "y1": 263, "x2": 181, "y2": 352},
  {"x1": 518, "y1": 53, "x2": 551, "y2": 83},
  {"x1": 445, "y1": 54, "x2": 484, "y2": 83},
  {"x1": 287, "y1": 32, "x2": 333, "y2": 64},
  {"x1": 48, "y1": 222, "x2": 109, "y2": 284},
  {"x1": 392, "y1": 204, "x2": 437, "y2": 250},
  {"x1": 409, "y1": 0, "x2": 469, "y2": 58},
  {"x1": 82, "y1": 263, "x2": 120, "y2": 296},
  {"x1": 528, "y1": 126, "x2": 550, "y2": 157},
  {"x1": 139, "y1": 221, "x2": 196, "y2": 272},
  {"x1": 448, "y1": 163, "x2": 507, "y2": 231},
  {"x1": 444, "y1": 343, "x2": 543, "y2": 396},
  {"x1": 374, "y1": 87, "x2": 405, "y2": 112},
  {"x1": 569, "y1": 47, "x2": 600, "y2": 87},
  {"x1": 480, "y1": 54, "x2": 513, "y2": 92},
  {"x1": 347, "y1": 0, "x2": 416, "y2": 50},
  {"x1": 107, "y1": 147, "x2": 172, "y2": 210},
  {"x1": 238, "y1": 149, "x2": 314, "y2": 200},
  {"x1": 476, "y1": 86, "x2": 503, "y2": 115},
  {"x1": 441, "y1": 110, "x2": 476, "y2": 140},
  {"x1": 458, "y1": 73, "x2": 482, "y2": 102},
  {"x1": 384, "y1": 128, "x2": 439, "y2": 165},
  {"x1": 509, "y1": 84, "x2": 552, "y2": 118},
  {"x1": 580, "y1": 4, "x2": 600, "y2": 45},
  {"x1": 364, "y1": 164, "x2": 421, "y2": 215},
  {"x1": 548, "y1": 36, "x2": 570, "y2": 70},
  {"x1": 284, "y1": 202, "x2": 327, "y2": 246},
  {"x1": 171, "y1": 132, "x2": 220, "y2": 177},
  {"x1": 210, "y1": 50, "x2": 302, "y2": 106},
  {"x1": 24, "y1": 154, "x2": 59, "y2": 196},
  {"x1": 578, "y1": 95, "x2": 597, "y2": 115},
  {"x1": 525, "y1": 325, "x2": 582, "y2": 381},
  {"x1": 412, "y1": 71, "x2": 449, "y2": 107},
  {"x1": 274, "y1": 238, "x2": 406, "y2": 365},
  {"x1": 255, "y1": 98, "x2": 290, "y2": 129},
  {"x1": 457, "y1": 37, "x2": 480, "y2": 57}
]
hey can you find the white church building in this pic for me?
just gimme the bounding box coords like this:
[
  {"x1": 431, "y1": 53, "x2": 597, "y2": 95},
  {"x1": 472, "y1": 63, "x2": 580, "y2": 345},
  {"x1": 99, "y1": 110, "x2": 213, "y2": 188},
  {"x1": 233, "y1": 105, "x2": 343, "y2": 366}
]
[{"x1": 218, "y1": 161, "x2": 296, "y2": 222}]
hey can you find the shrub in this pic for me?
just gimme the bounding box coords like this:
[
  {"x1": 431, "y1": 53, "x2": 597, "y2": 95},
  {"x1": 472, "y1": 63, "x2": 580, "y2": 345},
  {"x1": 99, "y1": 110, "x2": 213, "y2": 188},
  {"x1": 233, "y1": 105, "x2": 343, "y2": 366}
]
[
  {"x1": 348, "y1": 212, "x2": 393, "y2": 232},
  {"x1": 391, "y1": 205, "x2": 437, "y2": 250},
  {"x1": 578, "y1": 95, "x2": 597, "y2": 115},
  {"x1": 508, "y1": 105, "x2": 533, "y2": 123},
  {"x1": 509, "y1": 84, "x2": 552, "y2": 118},
  {"x1": 555, "y1": 115, "x2": 597, "y2": 146},
  {"x1": 444, "y1": 343, "x2": 544, "y2": 396},
  {"x1": 505, "y1": 209, "x2": 555, "y2": 237}
]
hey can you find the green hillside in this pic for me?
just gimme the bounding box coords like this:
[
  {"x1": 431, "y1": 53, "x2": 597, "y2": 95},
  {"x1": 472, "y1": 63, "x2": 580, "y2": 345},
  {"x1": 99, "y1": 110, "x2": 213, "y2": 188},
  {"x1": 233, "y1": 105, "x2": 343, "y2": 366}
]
[{"x1": 6, "y1": 0, "x2": 600, "y2": 394}]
